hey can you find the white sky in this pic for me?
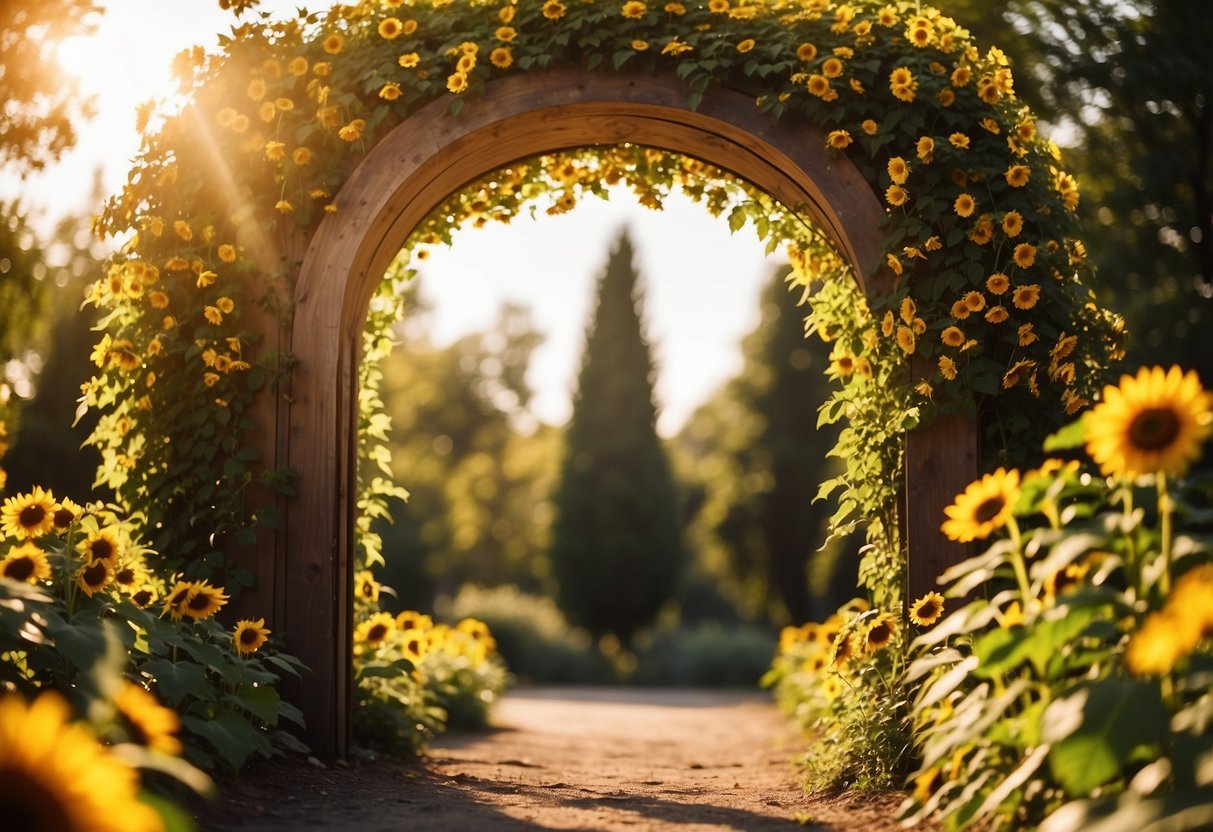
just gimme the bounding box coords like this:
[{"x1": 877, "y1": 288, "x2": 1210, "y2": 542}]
[{"x1": 10, "y1": 0, "x2": 785, "y2": 437}]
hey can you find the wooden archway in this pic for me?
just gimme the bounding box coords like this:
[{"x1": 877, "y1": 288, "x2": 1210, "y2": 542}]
[{"x1": 267, "y1": 69, "x2": 977, "y2": 757}]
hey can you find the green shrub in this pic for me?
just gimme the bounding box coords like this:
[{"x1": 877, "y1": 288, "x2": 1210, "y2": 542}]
[
  {"x1": 444, "y1": 584, "x2": 614, "y2": 685},
  {"x1": 632, "y1": 622, "x2": 777, "y2": 688}
]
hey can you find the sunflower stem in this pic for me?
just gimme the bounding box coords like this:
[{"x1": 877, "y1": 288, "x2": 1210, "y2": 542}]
[
  {"x1": 1006, "y1": 516, "x2": 1032, "y2": 607},
  {"x1": 1158, "y1": 473, "x2": 1173, "y2": 597},
  {"x1": 1121, "y1": 483, "x2": 1142, "y2": 601}
]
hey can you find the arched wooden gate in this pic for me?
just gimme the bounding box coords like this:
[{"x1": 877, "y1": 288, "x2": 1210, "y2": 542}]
[{"x1": 256, "y1": 69, "x2": 977, "y2": 757}]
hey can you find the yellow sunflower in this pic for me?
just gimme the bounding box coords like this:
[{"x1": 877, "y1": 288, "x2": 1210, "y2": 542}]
[
  {"x1": 909, "y1": 591, "x2": 945, "y2": 626},
  {"x1": 76, "y1": 559, "x2": 112, "y2": 597},
  {"x1": 0, "y1": 692, "x2": 162, "y2": 832},
  {"x1": 395, "y1": 609, "x2": 434, "y2": 631},
  {"x1": 78, "y1": 527, "x2": 122, "y2": 565},
  {"x1": 130, "y1": 586, "x2": 157, "y2": 608},
  {"x1": 355, "y1": 612, "x2": 396, "y2": 646},
  {"x1": 1125, "y1": 610, "x2": 1196, "y2": 676},
  {"x1": 1085, "y1": 365, "x2": 1213, "y2": 479},
  {"x1": 1, "y1": 541, "x2": 51, "y2": 584},
  {"x1": 52, "y1": 497, "x2": 84, "y2": 531},
  {"x1": 234, "y1": 618, "x2": 272, "y2": 655},
  {"x1": 114, "y1": 682, "x2": 181, "y2": 756},
  {"x1": 941, "y1": 467, "x2": 1021, "y2": 542},
  {"x1": 830, "y1": 632, "x2": 855, "y2": 666},
  {"x1": 354, "y1": 570, "x2": 380, "y2": 604},
  {"x1": 1, "y1": 486, "x2": 57, "y2": 540},
  {"x1": 864, "y1": 614, "x2": 898, "y2": 652},
  {"x1": 181, "y1": 582, "x2": 229, "y2": 620}
]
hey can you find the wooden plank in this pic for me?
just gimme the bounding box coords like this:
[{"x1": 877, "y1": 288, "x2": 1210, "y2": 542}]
[{"x1": 903, "y1": 404, "x2": 979, "y2": 601}]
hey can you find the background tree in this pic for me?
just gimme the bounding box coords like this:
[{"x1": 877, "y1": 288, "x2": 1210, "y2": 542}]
[
  {"x1": 675, "y1": 267, "x2": 853, "y2": 624},
  {"x1": 0, "y1": 0, "x2": 99, "y2": 172},
  {"x1": 547, "y1": 230, "x2": 684, "y2": 648},
  {"x1": 376, "y1": 299, "x2": 559, "y2": 609},
  {"x1": 948, "y1": 0, "x2": 1212, "y2": 384}
]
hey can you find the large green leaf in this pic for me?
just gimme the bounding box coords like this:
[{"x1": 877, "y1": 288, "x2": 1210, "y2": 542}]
[
  {"x1": 181, "y1": 708, "x2": 267, "y2": 771},
  {"x1": 1043, "y1": 679, "x2": 1168, "y2": 795},
  {"x1": 144, "y1": 658, "x2": 213, "y2": 706}
]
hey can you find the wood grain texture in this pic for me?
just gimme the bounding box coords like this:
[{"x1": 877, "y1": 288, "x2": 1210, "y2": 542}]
[{"x1": 279, "y1": 69, "x2": 972, "y2": 756}]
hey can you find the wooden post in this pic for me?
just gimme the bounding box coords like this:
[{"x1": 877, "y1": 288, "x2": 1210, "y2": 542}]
[{"x1": 903, "y1": 411, "x2": 979, "y2": 601}]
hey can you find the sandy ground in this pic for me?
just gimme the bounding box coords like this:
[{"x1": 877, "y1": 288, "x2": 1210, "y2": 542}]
[{"x1": 194, "y1": 687, "x2": 919, "y2": 831}]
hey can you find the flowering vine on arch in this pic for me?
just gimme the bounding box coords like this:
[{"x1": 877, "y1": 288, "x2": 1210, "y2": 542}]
[{"x1": 85, "y1": 0, "x2": 1121, "y2": 613}]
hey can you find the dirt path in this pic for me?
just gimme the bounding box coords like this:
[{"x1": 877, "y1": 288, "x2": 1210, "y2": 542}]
[{"x1": 195, "y1": 687, "x2": 914, "y2": 831}]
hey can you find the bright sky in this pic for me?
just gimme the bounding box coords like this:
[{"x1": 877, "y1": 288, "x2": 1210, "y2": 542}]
[{"x1": 13, "y1": 0, "x2": 785, "y2": 437}]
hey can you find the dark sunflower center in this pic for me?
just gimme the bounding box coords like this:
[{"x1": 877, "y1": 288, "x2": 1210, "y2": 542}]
[
  {"x1": 359, "y1": 583, "x2": 374, "y2": 598},
  {"x1": 239, "y1": 628, "x2": 260, "y2": 645},
  {"x1": 404, "y1": 639, "x2": 421, "y2": 656},
  {"x1": 1128, "y1": 408, "x2": 1181, "y2": 451},
  {"x1": 919, "y1": 600, "x2": 940, "y2": 618},
  {"x1": 0, "y1": 768, "x2": 74, "y2": 831},
  {"x1": 115, "y1": 568, "x2": 136, "y2": 585},
  {"x1": 974, "y1": 496, "x2": 1005, "y2": 524},
  {"x1": 52, "y1": 508, "x2": 74, "y2": 529},
  {"x1": 90, "y1": 540, "x2": 115, "y2": 561},
  {"x1": 399, "y1": 620, "x2": 416, "y2": 630},
  {"x1": 18, "y1": 505, "x2": 46, "y2": 529},
  {"x1": 81, "y1": 561, "x2": 107, "y2": 586},
  {"x1": 132, "y1": 590, "x2": 154, "y2": 607},
  {"x1": 868, "y1": 623, "x2": 892, "y2": 644},
  {"x1": 124, "y1": 714, "x2": 151, "y2": 747},
  {"x1": 367, "y1": 624, "x2": 389, "y2": 642},
  {"x1": 168, "y1": 588, "x2": 190, "y2": 606},
  {"x1": 187, "y1": 593, "x2": 212, "y2": 611},
  {"x1": 3, "y1": 556, "x2": 34, "y2": 581}
]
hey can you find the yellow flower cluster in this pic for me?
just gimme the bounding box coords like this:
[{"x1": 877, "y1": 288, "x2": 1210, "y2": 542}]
[{"x1": 1126, "y1": 565, "x2": 1213, "y2": 676}]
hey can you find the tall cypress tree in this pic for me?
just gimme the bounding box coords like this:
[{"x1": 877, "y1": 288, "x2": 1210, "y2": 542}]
[{"x1": 548, "y1": 230, "x2": 684, "y2": 648}]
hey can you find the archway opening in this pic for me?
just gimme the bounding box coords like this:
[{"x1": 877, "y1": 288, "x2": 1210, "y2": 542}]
[{"x1": 351, "y1": 145, "x2": 873, "y2": 751}]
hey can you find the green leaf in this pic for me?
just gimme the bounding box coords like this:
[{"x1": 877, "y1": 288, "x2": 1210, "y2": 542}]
[
  {"x1": 1044, "y1": 417, "x2": 1087, "y2": 451},
  {"x1": 181, "y1": 708, "x2": 266, "y2": 771},
  {"x1": 1043, "y1": 678, "x2": 1168, "y2": 795},
  {"x1": 145, "y1": 658, "x2": 213, "y2": 706},
  {"x1": 226, "y1": 685, "x2": 281, "y2": 726}
]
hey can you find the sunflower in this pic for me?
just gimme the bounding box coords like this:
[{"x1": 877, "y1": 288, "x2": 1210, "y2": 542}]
[
  {"x1": 377, "y1": 16, "x2": 403, "y2": 38},
  {"x1": 396, "y1": 609, "x2": 434, "y2": 631},
  {"x1": 355, "y1": 612, "x2": 396, "y2": 646},
  {"x1": 1125, "y1": 611, "x2": 1195, "y2": 676},
  {"x1": 182, "y1": 582, "x2": 228, "y2": 620},
  {"x1": 2, "y1": 486, "x2": 57, "y2": 540},
  {"x1": 940, "y1": 326, "x2": 966, "y2": 348},
  {"x1": 78, "y1": 528, "x2": 121, "y2": 565},
  {"x1": 1012, "y1": 284, "x2": 1041, "y2": 310},
  {"x1": 1085, "y1": 366, "x2": 1213, "y2": 479},
  {"x1": 0, "y1": 692, "x2": 162, "y2": 832},
  {"x1": 887, "y1": 156, "x2": 909, "y2": 185},
  {"x1": 953, "y1": 193, "x2": 976, "y2": 218},
  {"x1": 234, "y1": 618, "x2": 272, "y2": 655},
  {"x1": 76, "y1": 560, "x2": 112, "y2": 597},
  {"x1": 52, "y1": 498, "x2": 84, "y2": 531},
  {"x1": 354, "y1": 570, "x2": 380, "y2": 604},
  {"x1": 114, "y1": 682, "x2": 181, "y2": 756},
  {"x1": 130, "y1": 587, "x2": 157, "y2": 608},
  {"x1": 1013, "y1": 243, "x2": 1036, "y2": 268},
  {"x1": 938, "y1": 355, "x2": 958, "y2": 381},
  {"x1": 865, "y1": 614, "x2": 897, "y2": 652},
  {"x1": 909, "y1": 592, "x2": 945, "y2": 626},
  {"x1": 885, "y1": 185, "x2": 908, "y2": 206},
  {"x1": 830, "y1": 633, "x2": 855, "y2": 666},
  {"x1": 0, "y1": 542, "x2": 51, "y2": 584},
  {"x1": 985, "y1": 273, "x2": 1010, "y2": 295},
  {"x1": 942, "y1": 467, "x2": 1021, "y2": 542},
  {"x1": 400, "y1": 629, "x2": 428, "y2": 660},
  {"x1": 896, "y1": 326, "x2": 916, "y2": 354}
]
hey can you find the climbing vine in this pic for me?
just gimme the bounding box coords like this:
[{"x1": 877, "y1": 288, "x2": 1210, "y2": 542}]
[{"x1": 85, "y1": 0, "x2": 1119, "y2": 621}]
